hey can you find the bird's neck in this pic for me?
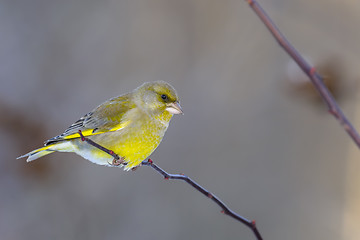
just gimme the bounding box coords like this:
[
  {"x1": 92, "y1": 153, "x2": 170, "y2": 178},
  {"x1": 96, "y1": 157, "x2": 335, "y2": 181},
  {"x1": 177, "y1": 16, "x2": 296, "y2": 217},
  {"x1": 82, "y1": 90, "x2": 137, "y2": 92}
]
[{"x1": 152, "y1": 111, "x2": 173, "y2": 127}]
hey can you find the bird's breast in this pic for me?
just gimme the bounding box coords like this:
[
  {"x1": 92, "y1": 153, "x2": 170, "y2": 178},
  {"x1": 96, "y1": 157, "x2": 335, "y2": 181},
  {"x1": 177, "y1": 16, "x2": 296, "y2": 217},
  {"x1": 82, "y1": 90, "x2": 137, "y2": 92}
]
[{"x1": 84, "y1": 115, "x2": 169, "y2": 168}]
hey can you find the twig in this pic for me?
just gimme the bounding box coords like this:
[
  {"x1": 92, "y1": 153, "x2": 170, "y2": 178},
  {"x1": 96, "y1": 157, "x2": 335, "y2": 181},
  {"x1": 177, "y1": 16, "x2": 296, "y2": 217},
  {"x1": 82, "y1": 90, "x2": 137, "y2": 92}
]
[
  {"x1": 141, "y1": 159, "x2": 263, "y2": 240},
  {"x1": 78, "y1": 130, "x2": 120, "y2": 161},
  {"x1": 77, "y1": 131, "x2": 263, "y2": 240},
  {"x1": 245, "y1": 0, "x2": 360, "y2": 148}
]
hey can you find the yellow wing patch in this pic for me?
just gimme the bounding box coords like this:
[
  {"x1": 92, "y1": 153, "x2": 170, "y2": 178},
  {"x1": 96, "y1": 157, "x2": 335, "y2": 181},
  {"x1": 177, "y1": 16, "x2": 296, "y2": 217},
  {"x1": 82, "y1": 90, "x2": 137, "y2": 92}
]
[{"x1": 63, "y1": 120, "x2": 131, "y2": 140}]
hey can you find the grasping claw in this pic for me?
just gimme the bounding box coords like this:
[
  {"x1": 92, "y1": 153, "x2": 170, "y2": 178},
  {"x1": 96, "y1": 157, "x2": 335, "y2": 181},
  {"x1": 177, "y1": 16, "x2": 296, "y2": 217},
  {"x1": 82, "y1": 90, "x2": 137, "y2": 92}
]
[{"x1": 109, "y1": 156, "x2": 125, "y2": 166}]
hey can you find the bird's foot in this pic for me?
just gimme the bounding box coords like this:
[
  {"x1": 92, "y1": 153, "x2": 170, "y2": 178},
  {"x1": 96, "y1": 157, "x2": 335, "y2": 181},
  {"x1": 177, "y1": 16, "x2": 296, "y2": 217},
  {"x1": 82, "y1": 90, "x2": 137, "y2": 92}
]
[{"x1": 108, "y1": 156, "x2": 126, "y2": 167}]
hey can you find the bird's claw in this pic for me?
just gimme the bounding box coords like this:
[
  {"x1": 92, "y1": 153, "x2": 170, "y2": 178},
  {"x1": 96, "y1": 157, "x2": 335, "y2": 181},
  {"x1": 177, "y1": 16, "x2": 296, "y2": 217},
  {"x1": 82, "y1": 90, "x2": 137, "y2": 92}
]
[{"x1": 108, "y1": 156, "x2": 126, "y2": 167}]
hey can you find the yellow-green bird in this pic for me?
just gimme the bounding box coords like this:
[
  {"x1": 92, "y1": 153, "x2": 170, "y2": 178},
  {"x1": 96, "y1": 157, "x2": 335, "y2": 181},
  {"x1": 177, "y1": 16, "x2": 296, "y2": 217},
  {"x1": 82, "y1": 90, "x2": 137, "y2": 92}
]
[{"x1": 17, "y1": 81, "x2": 183, "y2": 170}]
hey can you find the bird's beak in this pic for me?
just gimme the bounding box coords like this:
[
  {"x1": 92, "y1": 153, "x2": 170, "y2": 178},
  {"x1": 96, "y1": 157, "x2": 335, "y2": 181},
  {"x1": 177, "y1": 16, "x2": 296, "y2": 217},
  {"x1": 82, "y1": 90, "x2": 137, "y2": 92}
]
[{"x1": 166, "y1": 102, "x2": 183, "y2": 115}]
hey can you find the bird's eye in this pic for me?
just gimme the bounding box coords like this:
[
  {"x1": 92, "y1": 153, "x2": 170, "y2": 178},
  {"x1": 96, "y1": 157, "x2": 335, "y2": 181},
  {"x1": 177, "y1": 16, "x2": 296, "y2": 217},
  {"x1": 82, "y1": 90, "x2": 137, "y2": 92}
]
[{"x1": 161, "y1": 94, "x2": 168, "y2": 100}]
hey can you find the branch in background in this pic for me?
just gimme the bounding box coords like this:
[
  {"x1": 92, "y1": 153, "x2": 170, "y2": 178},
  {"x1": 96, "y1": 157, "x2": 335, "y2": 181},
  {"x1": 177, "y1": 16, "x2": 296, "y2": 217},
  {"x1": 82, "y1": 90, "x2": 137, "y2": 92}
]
[
  {"x1": 245, "y1": 0, "x2": 360, "y2": 148},
  {"x1": 77, "y1": 131, "x2": 263, "y2": 240}
]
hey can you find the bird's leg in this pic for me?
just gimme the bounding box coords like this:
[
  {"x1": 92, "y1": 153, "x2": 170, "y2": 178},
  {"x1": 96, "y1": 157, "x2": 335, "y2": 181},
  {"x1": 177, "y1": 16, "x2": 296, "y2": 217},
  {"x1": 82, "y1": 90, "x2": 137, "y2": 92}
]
[{"x1": 78, "y1": 130, "x2": 125, "y2": 166}]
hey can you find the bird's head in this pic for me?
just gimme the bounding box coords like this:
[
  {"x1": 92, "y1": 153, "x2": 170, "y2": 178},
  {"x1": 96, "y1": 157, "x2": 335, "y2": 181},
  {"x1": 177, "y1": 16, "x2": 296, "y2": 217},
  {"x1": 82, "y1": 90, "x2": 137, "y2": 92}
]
[{"x1": 134, "y1": 81, "x2": 183, "y2": 116}]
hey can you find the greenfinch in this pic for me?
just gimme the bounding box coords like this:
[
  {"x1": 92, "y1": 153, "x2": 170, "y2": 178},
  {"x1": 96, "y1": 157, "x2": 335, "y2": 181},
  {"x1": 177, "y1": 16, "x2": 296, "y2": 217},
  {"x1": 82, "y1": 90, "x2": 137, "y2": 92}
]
[{"x1": 17, "y1": 81, "x2": 183, "y2": 170}]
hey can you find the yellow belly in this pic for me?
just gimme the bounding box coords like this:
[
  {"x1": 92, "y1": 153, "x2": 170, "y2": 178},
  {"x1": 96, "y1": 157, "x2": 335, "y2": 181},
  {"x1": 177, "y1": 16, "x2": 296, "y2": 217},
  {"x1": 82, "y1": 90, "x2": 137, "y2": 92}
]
[{"x1": 72, "y1": 118, "x2": 168, "y2": 170}]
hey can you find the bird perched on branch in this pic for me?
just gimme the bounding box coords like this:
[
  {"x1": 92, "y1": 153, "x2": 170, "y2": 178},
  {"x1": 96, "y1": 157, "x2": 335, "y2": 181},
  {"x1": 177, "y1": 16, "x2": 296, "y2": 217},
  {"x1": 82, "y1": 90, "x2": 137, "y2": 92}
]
[{"x1": 17, "y1": 81, "x2": 183, "y2": 170}]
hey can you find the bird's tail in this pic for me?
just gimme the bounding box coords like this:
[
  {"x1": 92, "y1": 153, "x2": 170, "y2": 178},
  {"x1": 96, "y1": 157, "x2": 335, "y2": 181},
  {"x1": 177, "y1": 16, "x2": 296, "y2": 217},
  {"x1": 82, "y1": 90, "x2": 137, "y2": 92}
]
[{"x1": 17, "y1": 141, "x2": 73, "y2": 162}]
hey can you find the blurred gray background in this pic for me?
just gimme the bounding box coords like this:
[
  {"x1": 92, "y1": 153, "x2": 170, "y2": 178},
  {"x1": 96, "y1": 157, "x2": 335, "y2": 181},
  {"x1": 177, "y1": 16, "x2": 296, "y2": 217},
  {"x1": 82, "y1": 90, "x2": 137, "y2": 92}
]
[{"x1": 1, "y1": 0, "x2": 360, "y2": 240}]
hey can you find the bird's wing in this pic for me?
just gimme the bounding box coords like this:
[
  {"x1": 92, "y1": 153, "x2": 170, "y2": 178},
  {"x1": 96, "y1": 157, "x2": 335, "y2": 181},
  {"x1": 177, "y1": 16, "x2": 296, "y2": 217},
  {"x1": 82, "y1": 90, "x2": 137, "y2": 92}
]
[{"x1": 45, "y1": 93, "x2": 136, "y2": 145}]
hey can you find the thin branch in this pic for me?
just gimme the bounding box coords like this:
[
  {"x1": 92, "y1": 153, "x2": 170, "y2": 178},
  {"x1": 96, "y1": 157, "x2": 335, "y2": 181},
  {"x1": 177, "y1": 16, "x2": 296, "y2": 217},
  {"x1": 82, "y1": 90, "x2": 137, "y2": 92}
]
[
  {"x1": 245, "y1": 0, "x2": 360, "y2": 148},
  {"x1": 141, "y1": 159, "x2": 263, "y2": 240},
  {"x1": 77, "y1": 131, "x2": 263, "y2": 240},
  {"x1": 78, "y1": 131, "x2": 120, "y2": 161}
]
